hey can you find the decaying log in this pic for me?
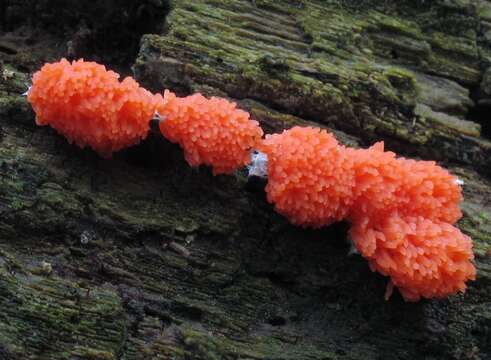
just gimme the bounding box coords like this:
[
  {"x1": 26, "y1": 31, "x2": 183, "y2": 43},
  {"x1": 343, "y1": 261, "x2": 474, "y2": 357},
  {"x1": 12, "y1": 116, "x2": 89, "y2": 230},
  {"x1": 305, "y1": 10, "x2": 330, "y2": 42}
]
[{"x1": 0, "y1": 1, "x2": 490, "y2": 359}]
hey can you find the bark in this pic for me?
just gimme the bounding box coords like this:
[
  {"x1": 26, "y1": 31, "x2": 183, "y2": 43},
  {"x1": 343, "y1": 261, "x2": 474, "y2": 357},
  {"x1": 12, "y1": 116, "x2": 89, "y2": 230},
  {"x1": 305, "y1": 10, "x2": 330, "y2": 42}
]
[{"x1": 0, "y1": 0, "x2": 490, "y2": 359}]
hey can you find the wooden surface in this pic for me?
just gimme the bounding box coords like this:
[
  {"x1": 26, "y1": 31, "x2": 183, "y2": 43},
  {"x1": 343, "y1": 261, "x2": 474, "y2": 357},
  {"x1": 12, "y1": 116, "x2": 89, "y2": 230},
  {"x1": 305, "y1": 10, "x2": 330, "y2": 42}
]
[{"x1": 0, "y1": 0, "x2": 490, "y2": 358}]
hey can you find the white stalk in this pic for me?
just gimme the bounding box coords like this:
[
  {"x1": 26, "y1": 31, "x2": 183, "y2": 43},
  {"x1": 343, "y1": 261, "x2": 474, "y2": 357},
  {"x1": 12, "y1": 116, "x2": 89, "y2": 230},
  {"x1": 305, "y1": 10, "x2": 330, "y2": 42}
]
[{"x1": 248, "y1": 151, "x2": 268, "y2": 178}]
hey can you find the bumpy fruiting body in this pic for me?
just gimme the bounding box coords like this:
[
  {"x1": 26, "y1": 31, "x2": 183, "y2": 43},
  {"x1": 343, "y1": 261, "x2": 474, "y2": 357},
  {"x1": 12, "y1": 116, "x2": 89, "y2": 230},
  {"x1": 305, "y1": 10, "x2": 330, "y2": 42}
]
[
  {"x1": 28, "y1": 59, "x2": 163, "y2": 157},
  {"x1": 258, "y1": 127, "x2": 355, "y2": 228},
  {"x1": 259, "y1": 126, "x2": 475, "y2": 301},
  {"x1": 350, "y1": 215, "x2": 475, "y2": 301},
  {"x1": 347, "y1": 142, "x2": 463, "y2": 225},
  {"x1": 28, "y1": 59, "x2": 475, "y2": 302},
  {"x1": 158, "y1": 90, "x2": 263, "y2": 175}
]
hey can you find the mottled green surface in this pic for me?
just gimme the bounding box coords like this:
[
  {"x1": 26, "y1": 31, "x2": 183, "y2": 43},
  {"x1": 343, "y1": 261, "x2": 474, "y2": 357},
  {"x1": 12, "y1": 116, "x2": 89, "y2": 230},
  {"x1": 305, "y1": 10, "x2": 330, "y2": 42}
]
[
  {"x1": 136, "y1": 0, "x2": 491, "y2": 172},
  {"x1": 0, "y1": 0, "x2": 490, "y2": 359}
]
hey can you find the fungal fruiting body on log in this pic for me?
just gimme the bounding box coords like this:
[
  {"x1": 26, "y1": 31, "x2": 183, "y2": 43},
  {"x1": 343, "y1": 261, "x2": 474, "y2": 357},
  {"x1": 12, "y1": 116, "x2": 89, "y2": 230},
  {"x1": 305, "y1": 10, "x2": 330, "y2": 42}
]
[
  {"x1": 259, "y1": 127, "x2": 475, "y2": 301},
  {"x1": 27, "y1": 59, "x2": 163, "y2": 158},
  {"x1": 350, "y1": 215, "x2": 475, "y2": 301},
  {"x1": 347, "y1": 142, "x2": 474, "y2": 301},
  {"x1": 27, "y1": 59, "x2": 262, "y2": 173},
  {"x1": 26, "y1": 59, "x2": 476, "y2": 301},
  {"x1": 257, "y1": 126, "x2": 356, "y2": 228},
  {"x1": 157, "y1": 90, "x2": 263, "y2": 175}
]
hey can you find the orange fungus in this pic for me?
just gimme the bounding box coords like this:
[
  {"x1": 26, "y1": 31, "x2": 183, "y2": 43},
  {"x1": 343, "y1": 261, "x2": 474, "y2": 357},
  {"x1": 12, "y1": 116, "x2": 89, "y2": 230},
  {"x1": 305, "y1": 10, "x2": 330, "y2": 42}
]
[
  {"x1": 157, "y1": 90, "x2": 263, "y2": 175},
  {"x1": 346, "y1": 143, "x2": 474, "y2": 301},
  {"x1": 347, "y1": 142, "x2": 463, "y2": 225},
  {"x1": 27, "y1": 58, "x2": 476, "y2": 301},
  {"x1": 259, "y1": 126, "x2": 475, "y2": 301},
  {"x1": 27, "y1": 59, "x2": 163, "y2": 157},
  {"x1": 259, "y1": 127, "x2": 356, "y2": 228},
  {"x1": 350, "y1": 215, "x2": 476, "y2": 302}
]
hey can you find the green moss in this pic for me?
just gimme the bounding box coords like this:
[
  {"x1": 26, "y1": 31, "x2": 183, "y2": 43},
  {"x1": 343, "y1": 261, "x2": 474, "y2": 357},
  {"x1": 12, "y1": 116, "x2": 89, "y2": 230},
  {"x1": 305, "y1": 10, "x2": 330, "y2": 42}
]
[
  {"x1": 177, "y1": 325, "x2": 339, "y2": 360},
  {"x1": 0, "y1": 267, "x2": 125, "y2": 359},
  {"x1": 0, "y1": 65, "x2": 30, "y2": 93},
  {"x1": 383, "y1": 67, "x2": 417, "y2": 92},
  {"x1": 376, "y1": 15, "x2": 424, "y2": 39},
  {"x1": 71, "y1": 347, "x2": 116, "y2": 360},
  {"x1": 459, "y1": 214, "x2": 491, "y2": 257},
  {"x1": 430, "y1": 32, "x2": 479, "y2": 60},
  {"x1": 181, "y1": 327, "x2": 229, "y2": 360}
]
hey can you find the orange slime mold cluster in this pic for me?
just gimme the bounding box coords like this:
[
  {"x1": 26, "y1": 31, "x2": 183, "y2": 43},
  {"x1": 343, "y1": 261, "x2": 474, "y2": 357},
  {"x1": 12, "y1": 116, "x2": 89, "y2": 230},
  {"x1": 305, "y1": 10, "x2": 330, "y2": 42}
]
[
  {"x1": 259, "y1": 127, "x2": 475, "y2": 301},
  {"x1": 259, "y1": 127, "x2": 355, "y2": 227},
  {"x1": 350, "y1": 216, "x2": 475, "y2": 301},
  {"x1": 27, "y1": 59, "x2": 475, "y2": 301},
  {"x1": 347, "y1": 144, "x2": 475, "y2": 301},
  {"x1": 28, "y1": 59, "x2": 163, "y2": 157},
  {"x1": 347, "y1": 142, "x2": 463, "y2": 224},
  {"x1": 157, "y1": 90, "x2": 264, "y2": 175}
]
